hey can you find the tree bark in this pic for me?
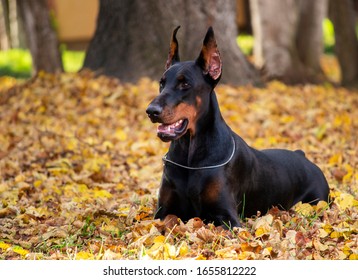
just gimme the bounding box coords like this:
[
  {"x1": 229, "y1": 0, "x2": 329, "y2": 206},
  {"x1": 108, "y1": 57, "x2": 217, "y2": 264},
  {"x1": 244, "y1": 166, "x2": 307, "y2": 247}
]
[
  {"x1": 17, "y1": 0, "x2": 63, "y2": 74},
  {"x1": 83, "y1": 0, "x2": 260, "y2": 85},
  {"x1": 250, "y1": 0, "x2": 327, "y2": 84},
  {"x1": 0, "y1": 0, "x2": 9, "y2": 49},
  {"x1": 329, "y1": 0, "x2": 358, "y2": 87},
  {"x1": 296, "y1": 0, "x2": 327, "y2": 76}
]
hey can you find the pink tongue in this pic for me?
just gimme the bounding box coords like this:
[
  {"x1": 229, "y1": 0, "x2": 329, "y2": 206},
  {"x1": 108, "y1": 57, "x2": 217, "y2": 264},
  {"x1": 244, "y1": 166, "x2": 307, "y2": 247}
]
[{"x1": 157, "y1": 124, "x2": 175, "y2": 135}]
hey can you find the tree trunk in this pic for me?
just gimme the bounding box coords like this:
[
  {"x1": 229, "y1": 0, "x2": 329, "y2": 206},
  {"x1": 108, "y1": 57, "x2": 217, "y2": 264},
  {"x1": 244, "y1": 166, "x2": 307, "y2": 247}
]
[
  {"x1": 9, "y1": 0, "x2": 19, "y2": 48},
  {"x1": 83, "y1": 0, "x2": 260, "y2": 85},
  {"x1": 17, "y1": 0, "x2": 63, "y2": 74},
  {"x1": 296, "y1": 0, "x2": 327, "y2": 76},
  {"x1": 250, "y1": 0, "x2": 326, "y2": 84},
  {"x1": 329, "y1": 0, "x2": 358, "y2": 87},
  {"x1": 0, "y1": 0, "x2": 9, "y2": 50}
]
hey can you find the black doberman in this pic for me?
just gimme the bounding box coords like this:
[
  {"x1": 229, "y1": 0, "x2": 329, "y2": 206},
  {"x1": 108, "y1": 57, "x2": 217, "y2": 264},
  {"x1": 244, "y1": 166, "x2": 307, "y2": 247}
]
[{"x1": 146, "y1": 26, "x2": 329, "y2": 228}]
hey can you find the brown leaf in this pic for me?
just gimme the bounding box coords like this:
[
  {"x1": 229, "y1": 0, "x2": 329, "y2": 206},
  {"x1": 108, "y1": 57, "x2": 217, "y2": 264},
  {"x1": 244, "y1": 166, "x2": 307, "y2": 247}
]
[
  {"x1": 295, "y1": 232, "x2": 308, "y2": 248},
  {"x1": 196, "y1": 227, "x2": 215, "y2": 243},
  {"x1": 0, "y1": 207, "x2": 17, "y2": 218}
]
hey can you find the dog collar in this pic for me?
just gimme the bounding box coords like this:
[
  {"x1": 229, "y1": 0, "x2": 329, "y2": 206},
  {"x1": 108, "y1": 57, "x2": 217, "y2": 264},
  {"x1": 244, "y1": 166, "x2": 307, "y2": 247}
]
[{"x1": 162, "y1": 137, "x2": 236, "y2": 170}]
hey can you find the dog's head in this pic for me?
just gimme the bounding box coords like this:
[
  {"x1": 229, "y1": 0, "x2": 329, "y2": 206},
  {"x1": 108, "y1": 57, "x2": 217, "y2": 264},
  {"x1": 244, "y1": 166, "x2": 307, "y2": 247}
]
[{"x1": 146, "y1": 26, "x2": 222, "y2": 142}]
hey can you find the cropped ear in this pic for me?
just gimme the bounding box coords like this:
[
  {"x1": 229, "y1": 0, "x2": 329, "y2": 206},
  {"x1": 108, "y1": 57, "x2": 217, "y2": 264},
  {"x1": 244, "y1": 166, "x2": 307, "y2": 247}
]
[
  {"x1": 196, "y1": 27, "x2": 222, "y2": 82},
  {"x1": 165, "y1": 26, "x2": 181, "y2": 70}
]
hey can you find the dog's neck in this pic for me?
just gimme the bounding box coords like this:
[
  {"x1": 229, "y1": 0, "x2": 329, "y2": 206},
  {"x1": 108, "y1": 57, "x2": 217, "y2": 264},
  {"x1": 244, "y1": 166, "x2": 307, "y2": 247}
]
[{"x1": 168, "y1": 90, "x2": 233, "y2": 167}]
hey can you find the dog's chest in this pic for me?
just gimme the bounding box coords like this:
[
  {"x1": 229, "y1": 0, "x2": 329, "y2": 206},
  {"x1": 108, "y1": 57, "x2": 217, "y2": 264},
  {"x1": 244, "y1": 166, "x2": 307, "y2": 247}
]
[{"x1": 165, "y1": 166, "x2": 222, "y2": 204}]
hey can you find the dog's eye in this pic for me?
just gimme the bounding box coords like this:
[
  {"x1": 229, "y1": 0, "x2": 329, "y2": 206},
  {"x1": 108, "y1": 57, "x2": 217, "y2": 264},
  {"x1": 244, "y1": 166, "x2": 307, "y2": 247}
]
[
  {"x1": 178, "y1": 81, "x2": 191, "y2": 90},
  {"x1": 159, "y1": 80, "x2": 165, "y2": 91}
]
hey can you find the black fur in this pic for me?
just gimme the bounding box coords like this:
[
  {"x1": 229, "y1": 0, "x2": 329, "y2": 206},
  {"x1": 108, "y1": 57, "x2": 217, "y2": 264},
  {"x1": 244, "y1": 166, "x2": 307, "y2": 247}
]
[{"x1": 146, "y1": 27, "x2": 329, "y2": 228}]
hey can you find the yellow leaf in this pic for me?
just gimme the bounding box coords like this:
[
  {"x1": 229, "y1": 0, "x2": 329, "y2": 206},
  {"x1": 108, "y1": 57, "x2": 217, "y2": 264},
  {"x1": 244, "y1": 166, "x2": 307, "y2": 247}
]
[
  {"x1": 46, "y1": 158, "x2": 73, "y2": 175},
  {"x1": 164, "y1": 243, "x2": 177, "y2": 259},
  {"x1": 262, "y1": 247, "x2": 272, "y2": 257},
  {"x1": 153, "y1": 235, "x2": 166, "y2": 244},
  {"x1": 102, "y1": 140, "x2": 114, "y2": 149},
  {"x1": 237, "y1": 251, "x2": 256, "y2": 260},
  {"x1": 253, "y1": 215, "x2": 272, "y2": 237},
  {"x1": 195, "y1": 254, "x2": 207, "y2": 260},
  {"x1": 115, "y1": 129, "x2": 127, "y2": 141},
  {"x1": 342, "y1": 164, "x2": 353, "y2": 183},
  {"x1": 268, "y1": 136, "x2": 278, "y2": 145},
  {"x1": 315, "y1": 124, "x2": 327, "y2": 140},
  {"x1": 146, "y1": 242, "x2": 164, "y2": 260},
  {"x1": 342, "y1": 246, "x2": 351, "y2": 256},
  {"x1": 75, "y1": 251, "x2": 94, "y2": 260},
  {"x1": 323, "y1": 224, "x2": 333, "y2": 233},
  {"x1": 0, "y1": 76, "x2": 16, "y2": 90},
  {"x1": 215, "y1": 248, "x2": 237, "y2": 259},
  {"x1": 315, "y1": 201, "x2": 328, "y2": 213},
  {"x1": 280, "y1": 115, "x2": 295, "y2": 123},
  {"x1": 13, "y1": 246, "x2": 29, "y2": 257},
  {"x1": 93, "y1": 189, "x2": 112, "y2": 198},
  {"x1": 237, "y1": 230, "x2": 253, "y2": 240},
  {"x1": 78, "y1": 184, "x2": 89, "y2": 193},
  {"x1": 65, "y1": 138, "x2": 78, "y2": 151},
  {"x1": 330, "y1": 191, "x2": 341, "y2": 199},
  {"x1": 349, "y1": 254, "x2": 358, "y2": 260},
  {"x1": 85, "y1": 156, "x2": 111, "y2": 173},
  {"x1": 253, "y1": 137, "x2": 265, "y2": 149},
  {"x1": 330, "y1": 231, "x2": 343, "y2": 239},
  {"x1": 335, "y1": 193, "x2": 357, "y2": 211},
  {"x1": 177, "y1": 241, "x2": 189, "y2": 257},
  {"x1": 328, "y1": 153, "x2": 343, "y2": 165},
  {"x1": 241, "y1": 242, "x2": 262, "y2": 254},
  {"x1": 0, "y1": 241, "x2": 11, "y2": 251},
  {"x1": 333, "y1": 114, "x2": 351, "y2": 128},
  {"x1": 14, "y1": 174, "x2": 26, "y2": 183},
  {"x1": 33, "y1": 180, "x2": 42, "y2": 188},
  {"x1": 255, "y1": 226, "x2": 270, "y2": 237},
  {"x1": 294, "y1": 203, "x2": 314, "y2": 216}
]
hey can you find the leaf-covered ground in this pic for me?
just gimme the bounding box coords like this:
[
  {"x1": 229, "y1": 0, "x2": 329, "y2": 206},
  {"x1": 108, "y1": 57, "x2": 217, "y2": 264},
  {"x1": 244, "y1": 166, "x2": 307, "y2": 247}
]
[{"x1": 0, "y1": 68, "x2": 357, "y2": 260}]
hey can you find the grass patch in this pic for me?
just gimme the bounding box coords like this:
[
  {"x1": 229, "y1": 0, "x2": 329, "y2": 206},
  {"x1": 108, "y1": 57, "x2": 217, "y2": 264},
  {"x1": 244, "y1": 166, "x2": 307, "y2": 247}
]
[
  {"x1": 323, "y1": 18, "x2": 335, "y2": 54},
  {"x1": 61, "y1": 46, "x2": 86, "y2": 73},
  {"x1": 0, "y1": 47, "x2": 85, "y2": 78},
  {"x1": 237, "y1": 34, "x2": 254, "y2": 56},
  {"x1": 0, "y1": 49, "x2": 32, "y2": 78}
]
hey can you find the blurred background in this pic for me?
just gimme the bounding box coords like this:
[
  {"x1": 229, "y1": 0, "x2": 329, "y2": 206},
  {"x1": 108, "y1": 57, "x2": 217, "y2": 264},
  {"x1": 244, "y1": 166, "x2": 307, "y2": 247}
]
[{"x1": 0, "y1": 0, "x2": 357, "y2": 86}]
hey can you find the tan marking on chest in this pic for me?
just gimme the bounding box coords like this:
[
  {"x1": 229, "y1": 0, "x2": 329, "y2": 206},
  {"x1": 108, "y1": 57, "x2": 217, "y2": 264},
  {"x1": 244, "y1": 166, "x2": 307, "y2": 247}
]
[{"x1": 202, "y1": 180, "x2": 221, "y2": 203}]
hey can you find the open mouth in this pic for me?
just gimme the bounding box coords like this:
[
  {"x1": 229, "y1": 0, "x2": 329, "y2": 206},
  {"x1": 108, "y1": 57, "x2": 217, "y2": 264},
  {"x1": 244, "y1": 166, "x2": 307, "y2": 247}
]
[{"x1": 157, "y1": 119, "x2": 188, "y2": 141}]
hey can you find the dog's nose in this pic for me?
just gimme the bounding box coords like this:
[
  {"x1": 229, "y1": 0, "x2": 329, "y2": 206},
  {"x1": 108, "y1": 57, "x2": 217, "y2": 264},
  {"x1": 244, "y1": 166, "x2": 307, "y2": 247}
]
[{"x1": 146, "y1": 104, "x2": 163, "y2": 119}]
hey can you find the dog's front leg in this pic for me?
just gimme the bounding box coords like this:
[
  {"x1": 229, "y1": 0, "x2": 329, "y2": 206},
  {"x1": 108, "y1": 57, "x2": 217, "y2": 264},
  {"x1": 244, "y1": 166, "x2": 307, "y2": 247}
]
[
  {"x1": 155, "y1": 177, "x2": 191, "y2": 221},
  {"x1": 155, "y1": 179, "x2": 175, "y2": 220},
  {"x1": 214, "y1": 206, "x2": 241, "y2": 229}
]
